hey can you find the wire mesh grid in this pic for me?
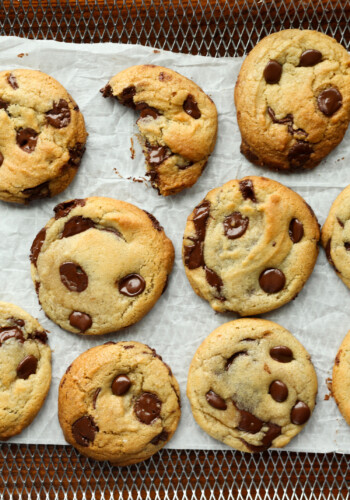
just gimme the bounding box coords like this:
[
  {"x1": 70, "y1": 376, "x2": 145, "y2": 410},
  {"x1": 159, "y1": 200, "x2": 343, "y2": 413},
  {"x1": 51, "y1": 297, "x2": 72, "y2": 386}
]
[{"x1": 1, "y1": 0, "x2": 350, "y2": 498}]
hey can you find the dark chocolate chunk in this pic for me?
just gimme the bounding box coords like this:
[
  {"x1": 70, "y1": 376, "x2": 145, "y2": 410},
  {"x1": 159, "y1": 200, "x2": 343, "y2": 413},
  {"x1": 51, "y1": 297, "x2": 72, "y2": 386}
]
[
  {"x1": 0, "y1": 326, "x2": 25, "y2": 345},
  {"x1": 241, "y1": 423, "x2": 281, "y2": 452},
  {"x1": 237, "y1": 408, "x2": 264, "y2": 434},
  {"x1": 23, "y1": 182, "x2": 50, "y2": 201},
  {"x1": 225, "y1": 351, "x2": 247, "y2": 370},
  {"x1": 119, "y1": 85, "x2": 136, "y2": 108},
  {"x1": 143, "y1": 210, "x2": 163, "y2": 231},
  {"x1": 288, "y1": 142, "x2": 314, "y2": 168},
  {"x1": 7, "y1": 73, "x2": 18, "y2": 89},
  {"x1": 16, "y1": 128, "x2": 38, "y2": 153},
  {"x1": 267, "y1": 107, "x2": 307, "y2": 137},
  {"x1": 317, "y1": 88, "x2": 342, "y2": 116},
  {"x1": 239, "y1": 180, "x2": 256, "y2": 202},
  {"x1": 289, "y1": 218, "x2": 304, "y2": 243},
  {"x1": 345, "y1": 242, "x2": 350, "y2": 251},
  {"x1": 183, "y1": 200, "x2": 211, "y2": 270},
  {"x1": 69, "y1": 311, "x2": 92, "y2": 332},
  {"x1": 134, "y1": 392, "x2": 162, "y2": 424},
  {"x1": 146, "y1": 143, "x2": 172, "y2": 167},
  {"x1": 111, "y1": 374, "x2": 131, "y2": 396},
  {"x1": 61, "y1": 216, "x2": 95, "y2": 238},
  {"x1": 183, "y1": 94, "x2": 201, "y2": 119},
  {"x1": 259, "y1": 269, "x2": 286, "y2": 293},
  {"x1": 205, "y1": 266, "x2": 223, "y2": 296},
  {"x1": 192, "y1": 200, "x2": 211, "y2": 240},
  {"x1": 30, "y1": 227, "x2": 46, "y2": 266},
  {"x1": 150, "y1": 430, "x2": 168, "y2": 445},
  {"x1": 136, "y1": 102, "x2": 159, "y2": 120},
  {"x1": 14, "y1": 319, "x2": 25, "y2": 327},
  {"x1": 269, "y1": 380, "x2": 288, "y2": 402},
  {"x1": 100, "y1": 84, "x2": 113, "y2": 98},
  {"x1": 60, "y1": 262, "x2": 88, "y2": 292},
  {"x1": 92, "y1": 388, "x2": 101, "y2": 409},
  {"x1": 46, "y1": 99, "x2": 71, "y2": 128},
  {"x1": 325, "y1": 239, "x2": 338, "y2": 270},
  {"x1": 118, "y1": 274, "x2": 146, "y2": 297},
  {"x1": 0, "y1": 152, "x2": 3, "y2": 166},
  {"x1": 16, "y1": 355, "x2": 37, "y2": 379},
  {"x1": 68, "y1": 143, "x2": 85, "y2": 167},
  {"x1": 54, "y1": 199, "x2": 86, "y2": 219},
  {"x1": 263, "y1": 60, "x2": 282, "y2": 84},
  {"x1": 0, "y1": 99, "x2": 8, "y2": 110},
  {"x1": 205, "y1": 390, "x2": 227, "y2": 410},
  {"x1": 72, "y1": 416, "x2": 98, "y2": 447},
  {"x1": 223, "y1": 212, "x2": 249, "y2": 239},
  {"x1": 31, "y1": 330, "x2": 48, "y2": 344},
  {"x1": 299, "y1": 49, "x2": 322, "y2": 67},
  {"x1": 270, "y1": 346, "x2": 293, "y2": 363},
  {"x1": 291, "y1": 401, "x2": 311, "y2": 425}
]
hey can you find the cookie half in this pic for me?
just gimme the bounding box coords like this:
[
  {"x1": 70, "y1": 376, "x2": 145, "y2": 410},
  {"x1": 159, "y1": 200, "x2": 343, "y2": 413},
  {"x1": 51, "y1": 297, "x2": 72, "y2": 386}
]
[
  {"x1": 101, "y1": 65, "x2": 217, "y2": 196},
  {"x1": 321, "y1": 185, "x2": 350, "y2": 288},
  {"x1": 182, "y1": 176, "x2": 320, "y2": 316},
  {"x1": 332, "y1": 330, "x2": 350, "y2": 425},
  {"x1": 58, "y1": 341, "x2": 181, "y2": 465},
  {"x1": 0, "y1": 302, "x2": 51, "y2": 440},
  {"x1": 235, "y1": 29, "x2": 350, "y2": 171},
  {"x1": 0, "y1": 69, "x2": 87, "y2": 204},
  {"x1": 30, "y1": 197, "x2": 174, "y2": 335},
  {"x1": 187, "y1": 318, "x2": 317, "y2": 452}
]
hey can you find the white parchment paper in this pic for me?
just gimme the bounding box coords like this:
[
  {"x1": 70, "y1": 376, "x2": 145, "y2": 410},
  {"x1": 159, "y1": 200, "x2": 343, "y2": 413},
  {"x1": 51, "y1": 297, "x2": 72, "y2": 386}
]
[{"x1": 1, "y1": 36, "x2": 349, "y2": 453}]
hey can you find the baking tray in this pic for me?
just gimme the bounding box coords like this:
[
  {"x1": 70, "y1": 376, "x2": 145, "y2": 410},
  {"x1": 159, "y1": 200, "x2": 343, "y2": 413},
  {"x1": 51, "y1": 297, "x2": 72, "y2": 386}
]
[{"x1": 1, "y1": 1, "x2": 350, "y2": 498}]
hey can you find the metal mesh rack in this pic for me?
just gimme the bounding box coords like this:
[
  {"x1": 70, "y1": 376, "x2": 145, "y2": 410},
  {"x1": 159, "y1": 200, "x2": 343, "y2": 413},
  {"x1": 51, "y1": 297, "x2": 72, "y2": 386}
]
[{"x1": 1, "y1": 1, "x2": 350, "y2": 498}]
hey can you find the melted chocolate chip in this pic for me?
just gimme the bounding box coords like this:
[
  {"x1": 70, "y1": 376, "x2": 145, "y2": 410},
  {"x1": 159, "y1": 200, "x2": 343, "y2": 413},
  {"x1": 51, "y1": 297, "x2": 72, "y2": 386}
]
[
  {"x1": 92, "y1": 388, "x2": 101, "y2": 409},
  {"x1": 267, "y1": 107, "x2": 307, "y2": 137},
  {"x1": 30, "y1": 227, "x2": 46, "y2": 266},
  {"x1": 289, "y1": 218, "x2": 304, "y2": 243},
  {"x1": 269, "y1": 380, "x2": 288, "y2": 402},
  {"x1": 241, "y1": 423, "x2": 281, "y2": 452},
  {"x1": 0, "y1": 326, "x2": 25, "y2": 345},
  {"x1": 23, "y1": 181, "x2": 50, "y2": 201},
  {"x1": 31, "y1": 330, "x2": 48, "y2": 344},
  {"x1": 223, "y1": 212, "x2": 249, "y2": 239},
  {"x1": 263, "y1": 60, "x2": 282, "y2": 84},
  {"x1": 270, "y1": 346, "x2": 293, "y2": 363},
  {"x1": 325, "y1": 239, "x2": 338, "y2": 270},
  {"x1": 14, "y1": 319, "x2": 25, "y2": 327},
  {"x1": 69, "y1": 312, "x2": 92, "y2": 332},
  {"x1": 119, "y1": 86, "x2": 136, "y2": 108},
  {"x1": 184, "y1": 200, "x2": 211, "y2": 270},
  {"x1": 134, "y1": 393, "x2": 162, "y2": 424},
  {"x1": 16, "y1": 128, "x2": 38, "y2": 153},
  {"x1": 46, "y1": 99, "x2": 71, "y2": 128},
  {"x1": 136, "y1": 103, "x2": 159, "y2": 120},
  {"x1": 7, "y1": 73, "x2": 18, "y2": 89},
  {"x1": 239, "y1": 180, "x2": 256, "y2": 202},
  {"x1": 72, "y1": 416, "x2": 98, "y2": 447},
  {"x1": 68, "y1": 143, "x2": 85, "y2": 167},
  {"x1": 100, "y1": 84, "x2": 113, "y2": 98},
  {"x1": 345, "y1": 242, "x2": 350, "y2": 251},
  {"x1": 288, "y1": 142, "x2": 314, "y2": 168},
  {"x1": 16, "y1": 355, "x2": 37, "y2": 379},
  {"x1": 60, "y1": 262, "x2": 88, "y2": 292},
  {"x1": 259, "y1": 269, "x2": 286, "y2": 293},
  {"x1": 0, "y1": 152, "x2": 4, "y2": 167},
  {"x1": 299, "y1": 49, "x2": 322, "y2": 67},
  {"x1": 237, "y1": 408, "x2": 264, "y2": 434},
  {"x1": 183, "y1": 95, "x2": 201, "y2": 119},
  {"x1": 226, "y1": 351, "x2": 247, "y2": 370},
  {"x1": 205, "y1": 266, "x2": 223, "y2": 296},
  {"x1": 317, "y1": 88, "x2": 342, "y2": 116},
  {"x1": 206, "y1": 390, "x2": 227, "y2": 410},
  {"x1": 61, "y1": 216, "x2": 95, "y2": 238},
  {"x1": 111, "y1": 374, "x2": 131, "y2": 396},
  {"x1": 0, "y1": 99, "x2": 8, "y2": 110},
  {"x1": 146, "y1": 143, "x2": 171, "y2": 167},
  {"x1": 150, "y1": 430, "x2": 168, "y2": 445},
  {"x1": 291, "y1": 401, "x2": 311, "y2": 425},
  {"x1": 143, "y1": 210, "x2": 163, "y2": 231},
  {"x1": 118, "y1": 274, "x2": 146, "y2": 297},
  {"x1": 54, "y1": 199, "x2": 86, "y2": 219}
]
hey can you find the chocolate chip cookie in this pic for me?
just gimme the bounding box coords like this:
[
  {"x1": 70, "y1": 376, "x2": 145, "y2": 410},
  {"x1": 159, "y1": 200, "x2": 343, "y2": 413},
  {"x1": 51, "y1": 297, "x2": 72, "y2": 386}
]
[
  {"x1": 0, "y1": 302, "x2": 51, "y2": 440},
  {"x1": 30, "y1": 197, "x2": 174, "y2": 335},
  {"x1": 321, "y1": 185, "x2": 350, "y2": 289},
  {"x1": 0, "y1": 69, "x2": 87, "y2": 203},
  {"x1": 187, "y1": 318, "x2": 317, "y2": 452},
  {"x1": 100, "y1": 65, "x2": 217, "y2": 196},
  {"x1": 332, "y1": 330, "x2": 350, "y2": 426},
  {"x1": 235, "y1": 29, "x2": 350, "y2": 171},
  {"x1": 58, "y1": 341, "x2": 181, "y2": 465},
  {"x1": 182, "y1": 176, "x2": 320, "y2": 316}
]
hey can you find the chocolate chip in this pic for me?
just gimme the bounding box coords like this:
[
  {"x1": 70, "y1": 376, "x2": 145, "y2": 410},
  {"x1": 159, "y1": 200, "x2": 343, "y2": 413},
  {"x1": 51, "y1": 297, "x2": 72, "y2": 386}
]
[
  {"x1": 289, "y1": 218, "x2": 304, "y2": 243},
  {"x1": 14, "y1": 319, "x2": 25, "y2": 327},
  {"x1": 118, "y1": 274, "x2": 145, "y2": 297},
  {"x1": 0, "y1": 326, "x2": 25, "y2": 345},
  {"x1": 205, "y1": 266, "x2": 223, "y2": 296},
  {"x1": 325, "y1": 239, "x2": 338, "y2": 271},
  {"x1": 259, "y1": 268, "x2": 286, "y2": 293},
  {"x1": 237, "y1": 408, "x2": 263, "y2": 434},
  {"x1": 299, "y1": 49, "x2": 322, "y2": 67},
  {"x1": 111, "y1": 374, "x2": 131, "y2": 396},
  {"x1": 226, "y1": 351, "x2": 247, "y2": 370},
  {"x1": 69, "y1": 312, "x2": 92, "y2": 332},
  {"x1": 119, "y1": 86, "x2": 136, "y2": 108},
  {"x1": 16, "y1": 355, "x2": 37, "y2": 379},
  {"x1": 223, "y1": 212, "x2": 249, "y2": 239},
  {"x1": 263, "y1": 60, "x2": 282, "y2": 84},
  {"x1": 30, "y1": 227, "x2": 46, "y2": 266},
  {"x1": 150, "y1": 430, "x2": 168, "y2": 445},
  {"x1": 7, "y1": 73, "x2": 18, "y2": 89},
  {"x1": 123, "y1": 344, "x2": 134, "y2": 349},
  {"x1": 46, "y1": 99, "x2": 71, "y2": 128},
  {"x1": 16, "y1": 128, "x2": 38, "y2": 153},
  {"x1": 239, "y1": 180, "x2": 256, "y2": 202},
  {"x1": 345, "y1": 242, "x2": 350, "y2": 251},
  {"x1": 146, "y1": 143, "x2": 172, "y2": 167},
  {"x1": 0, "y1": 99, "x2": 8, "y2": 110},
  {"x1": 23, "y1": 181, "x2": 50, "y2": 201},
  {"x1": 31, "y1": 330, "x2": 48, "y2": 344},
  {"x1": 242, "y1": 423, "x2": 281, "y2": 452},
  {"x1": 288, "y1": 142, "x2": 314, "y2": 168},
  {"x1": 143, "y1": 210, "x2": 163, "y2": 231},
  {"x1": 0, "y1": 152, "x2": 4, "y2": 166},
  {"x1": 183, "y1": 95, "x2": 201, "y2": 119},
  {"x1": 100, "y1": 84, "x2": 113, "y2": 98},
  {"x1": 291, "y1": 401, "x2": 311, "y2": 425},
  {"x1": 192, "y1": 200, "x2": 211, "y2": 240},
  {"x1": 134, "y1": 393, "x2": 162, "y2": 424},
  {"x1": 268, "y1": 108, "x2": 307, "y2": 137},
  {"x1": 270, "y1": 346, "x2": 293, "y2": 363},
  {"x1": 269, "y1": 380, "x2": 288, "y2": 402},
  {"x1": 60, "y1": 262, "x2": 88, "y2": 292},
  {"x1": 54, "y1": 199, "x2": 86, "y2": 219},
  {"x1": 92, "y1": 388, "x2": 101, "y2": 409},
  {"x1": 136, "y1": 103, "x2": 159, "y2": 120},
  {"x1": 205, "y1": 390, "x2": 227, "y2": 410},
  {"x1": 318, "y1": 88, "x2": 342, "y2": 116},
  {"x1": 72, "y1": 416, "x2": 98, "y2": 447},
  {"x1": 68, "y1": 143, "x2": 85, "y2": 167},
  {"x1": 61, "y1": 216, "x2": 95, "y2": 238},
  {"x1": 183, "y1": 200, "x2": 211, "y2": 270},
  {"x1": 337, "y1": 217, "x2": 344, "y2": 228}
]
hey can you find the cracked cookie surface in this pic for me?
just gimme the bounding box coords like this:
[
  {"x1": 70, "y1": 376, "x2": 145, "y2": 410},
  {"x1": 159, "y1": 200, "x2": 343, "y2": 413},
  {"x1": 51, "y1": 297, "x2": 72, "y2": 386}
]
[
  {"x1": 332, "y1": 330, "x2": 350, "y2": 426},
  {"x1": 234, "y1": 29, "x2": 350, "y2": 171},
  {"x1": 58, "y1": 341, "x2": 181, "y2": 465},
  {"x1": 182, "y1": 176, "x2": 320, "y2": 316},
  {"x1": 187, "y1": 318, "x2": 317, "y2": 452},
  {"x1": 100, "y1": 65, "x2": 217, "y2": 196},
  {"x1": 0, "y1": 69, "x2": 87, "y2": 203},
  {"x1": 30, "y1": 197, "x2": 174, "y2": 335},
  {"x1": 0, "y1": 302, "x2": 51, "y2": 440}
]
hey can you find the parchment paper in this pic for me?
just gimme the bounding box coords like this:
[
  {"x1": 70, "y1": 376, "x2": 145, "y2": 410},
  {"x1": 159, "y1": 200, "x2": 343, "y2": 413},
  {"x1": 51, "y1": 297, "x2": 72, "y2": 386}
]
[{"x1": 0, "y1": 36, "x2": 349, "y2": 453}]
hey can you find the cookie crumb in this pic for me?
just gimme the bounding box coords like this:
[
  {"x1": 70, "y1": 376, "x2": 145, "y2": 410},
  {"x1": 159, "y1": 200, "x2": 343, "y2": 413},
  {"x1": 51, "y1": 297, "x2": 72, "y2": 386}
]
[
  {"x1": 130, "y1": 137, "x2": 135, "y2": 160},
  {"x1": 324, "y1": 377, "x2": 333, "y2": 400},
  {"x1": 17, "y1": 53, "x2": 28, "y2": 58}
]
